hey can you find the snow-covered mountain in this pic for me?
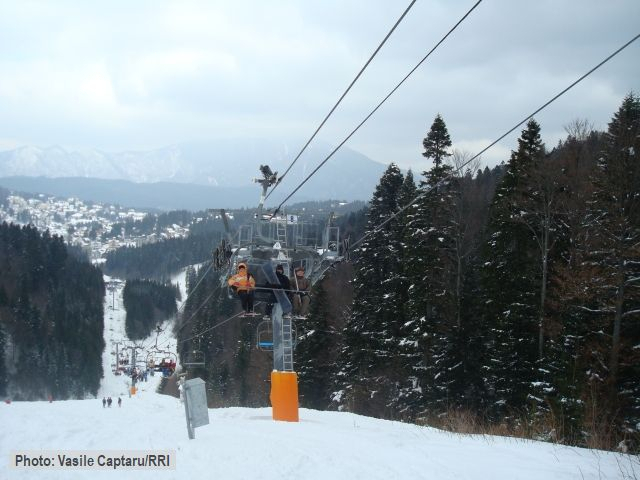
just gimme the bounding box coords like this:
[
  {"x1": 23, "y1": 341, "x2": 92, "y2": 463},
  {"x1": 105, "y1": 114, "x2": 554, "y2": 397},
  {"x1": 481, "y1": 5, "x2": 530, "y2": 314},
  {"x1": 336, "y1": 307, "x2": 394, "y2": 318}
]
[{"x1": 0, "y1": 139, "x2": 389, "y2": 202}]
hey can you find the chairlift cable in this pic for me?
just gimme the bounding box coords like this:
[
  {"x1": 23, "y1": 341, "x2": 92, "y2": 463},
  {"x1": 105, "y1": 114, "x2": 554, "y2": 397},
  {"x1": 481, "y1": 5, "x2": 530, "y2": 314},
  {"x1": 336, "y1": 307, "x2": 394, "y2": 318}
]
[
  {"x1": 175, "y1": 283, "x2": 222, "y2": 335},
  {"x1": 177, "y1": 302, "x2": 266, "y2": 346},
  {"x1": 264, "y1": 0, "x2": 417, "y2": 202},
  {"x1": 155, "y1": 282, "x2": 224, "y2": 350},
  {"x1": 347, "y1": 32, "x2": 640, "y2": 253},
  {"x1": 160, "y1": 280, "x2": 312, "y2": 350},
  {"x1": 272, "y1": 0, "x2": 483, "y2": 215},
  {"x1": 175, "y1": 261, "x2": 215, "y2": 317}
]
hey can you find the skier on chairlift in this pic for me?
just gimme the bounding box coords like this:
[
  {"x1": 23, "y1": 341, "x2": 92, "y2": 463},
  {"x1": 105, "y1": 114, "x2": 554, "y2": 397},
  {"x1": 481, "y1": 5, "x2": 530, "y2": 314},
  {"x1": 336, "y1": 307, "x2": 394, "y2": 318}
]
[
  {"x1": 291, "y1": 266, "x2": 310, "y2": 317},
  {"x1": 228, "y1": 262, "x2": 256, "y2": 315},
  {"x1": 265, "y1": 264, "x2": 291, "y2": 317}
]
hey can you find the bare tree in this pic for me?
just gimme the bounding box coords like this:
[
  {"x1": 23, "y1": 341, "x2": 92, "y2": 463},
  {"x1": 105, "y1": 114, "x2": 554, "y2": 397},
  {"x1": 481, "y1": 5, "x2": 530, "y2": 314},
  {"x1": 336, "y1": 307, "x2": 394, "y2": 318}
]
[
  {"x1": 564, "y1": 118, "x2": 594, "y2": 142},
  {"x1": 448, "y1": 150, "x2": 484, "y2": 327},
  {"x1": 513, "y1": 156, "x2": 567, "y2": 359}
]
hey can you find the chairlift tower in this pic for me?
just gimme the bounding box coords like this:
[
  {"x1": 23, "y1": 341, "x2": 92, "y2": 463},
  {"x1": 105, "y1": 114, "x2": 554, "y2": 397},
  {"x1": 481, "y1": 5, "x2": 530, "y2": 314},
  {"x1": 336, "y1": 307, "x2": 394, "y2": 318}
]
[{"x1": 213, "y1": 165, "x2": 345, "y2": 423}]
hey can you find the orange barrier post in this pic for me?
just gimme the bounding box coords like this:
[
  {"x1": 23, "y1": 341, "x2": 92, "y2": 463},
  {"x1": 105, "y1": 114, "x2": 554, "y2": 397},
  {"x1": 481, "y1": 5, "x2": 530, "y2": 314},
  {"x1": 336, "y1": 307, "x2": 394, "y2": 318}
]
[
  {"x1": 270, "y1": 371, "x2": 299, "y2": 422},
  {"x1": 130, "y1": 386, "x2": 137, "y2": 396}
]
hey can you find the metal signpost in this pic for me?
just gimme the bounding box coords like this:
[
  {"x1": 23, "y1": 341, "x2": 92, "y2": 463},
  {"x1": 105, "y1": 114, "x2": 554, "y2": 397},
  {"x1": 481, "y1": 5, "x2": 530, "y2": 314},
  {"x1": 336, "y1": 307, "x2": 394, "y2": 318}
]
[{"x1": 180, "y1": 376, "x2": 209, "y2": 439}]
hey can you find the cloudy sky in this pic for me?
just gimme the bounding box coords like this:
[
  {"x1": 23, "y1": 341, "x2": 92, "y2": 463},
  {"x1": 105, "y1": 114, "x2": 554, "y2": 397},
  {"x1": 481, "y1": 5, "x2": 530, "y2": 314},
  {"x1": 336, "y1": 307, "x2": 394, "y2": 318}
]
[{"x1": 0, "y1": 0, "x2": 638, "y2": 172}]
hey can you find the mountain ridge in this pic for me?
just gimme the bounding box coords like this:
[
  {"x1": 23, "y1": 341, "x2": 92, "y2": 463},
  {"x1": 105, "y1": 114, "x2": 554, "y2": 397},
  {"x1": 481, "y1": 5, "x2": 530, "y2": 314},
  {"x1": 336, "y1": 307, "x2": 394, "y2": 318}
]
[{"x1": 0, "y1": 139, "x2": 389, "y2": 209}]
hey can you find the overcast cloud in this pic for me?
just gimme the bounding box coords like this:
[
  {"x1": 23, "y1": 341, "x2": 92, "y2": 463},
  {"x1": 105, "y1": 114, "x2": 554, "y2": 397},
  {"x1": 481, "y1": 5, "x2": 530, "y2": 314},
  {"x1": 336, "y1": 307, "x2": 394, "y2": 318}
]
[{"x1": 0, "y1": 0, "x2": 638, "y2": 173}]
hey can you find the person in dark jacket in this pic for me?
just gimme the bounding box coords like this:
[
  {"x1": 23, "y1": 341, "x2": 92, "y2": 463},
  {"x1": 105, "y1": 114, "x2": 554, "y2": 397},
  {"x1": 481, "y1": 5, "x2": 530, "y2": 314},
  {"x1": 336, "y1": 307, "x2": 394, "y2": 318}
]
[
  {"x1": 102, "y1": 397, "x2": 106, "y2": 408},
  {"x1": 265, "y1": 264, "x2": 291, "y2": 316}
]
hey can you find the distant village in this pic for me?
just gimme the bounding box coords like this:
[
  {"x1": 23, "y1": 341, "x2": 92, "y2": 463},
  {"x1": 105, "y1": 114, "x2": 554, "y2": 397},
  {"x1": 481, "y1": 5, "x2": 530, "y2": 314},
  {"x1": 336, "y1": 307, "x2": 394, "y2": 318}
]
[{"x1": 0, "y1": 193, "x2": 190, "y2": 260}]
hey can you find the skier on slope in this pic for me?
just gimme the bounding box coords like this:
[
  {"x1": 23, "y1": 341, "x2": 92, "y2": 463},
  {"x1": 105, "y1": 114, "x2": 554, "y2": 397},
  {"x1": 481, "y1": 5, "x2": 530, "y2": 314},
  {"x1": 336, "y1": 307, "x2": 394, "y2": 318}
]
[{"x1": 102, "y1": 397, "x2": 106, "y2": 408}]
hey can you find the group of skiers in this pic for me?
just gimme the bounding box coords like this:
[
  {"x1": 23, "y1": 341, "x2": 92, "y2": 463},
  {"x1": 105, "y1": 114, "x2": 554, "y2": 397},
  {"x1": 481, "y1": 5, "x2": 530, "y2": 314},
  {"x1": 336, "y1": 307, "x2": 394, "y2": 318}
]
[
  {"x1": 131, "y1": 368, "x2": 149, "y2": 383},
  {"x1": 102, "y1": 396, "x2": 122, "y2": 408},
  {"x1": 227, "y1": 262, "x2": 310, "y2": 317}
]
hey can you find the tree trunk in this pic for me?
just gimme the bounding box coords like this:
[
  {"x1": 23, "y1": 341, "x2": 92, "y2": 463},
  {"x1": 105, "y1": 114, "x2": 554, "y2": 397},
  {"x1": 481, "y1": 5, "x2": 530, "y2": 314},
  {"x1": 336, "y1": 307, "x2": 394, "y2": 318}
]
[
  {"x1": 456, "y1": 248, "x2": 462, "y2": 328},
  {"x1": 538, "y1": 211, "x2": 550, "y2": 360},
  {"x1": 609, "y1": 259, "x2": 625, "y2": 385}
]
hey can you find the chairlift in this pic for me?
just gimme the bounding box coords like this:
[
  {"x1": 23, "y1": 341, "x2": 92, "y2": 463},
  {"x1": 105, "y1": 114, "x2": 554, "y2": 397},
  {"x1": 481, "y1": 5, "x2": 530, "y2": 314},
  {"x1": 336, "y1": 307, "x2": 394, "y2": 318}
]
[
  {"x1": 256, "y1": 320, "x2": 273, "y2": 350},
  {"x1": 183, "y1": 349, "x2": 206, "y2": 369},
  {"x1": 226, "y1": 257, "x2": 295, "y2": 307},
  {"x1": 145, "y1": 350, "x2": 177, "y2": 376},
  {"x1": 256, "y1": 319, "x2": 297, "y2": 351}
]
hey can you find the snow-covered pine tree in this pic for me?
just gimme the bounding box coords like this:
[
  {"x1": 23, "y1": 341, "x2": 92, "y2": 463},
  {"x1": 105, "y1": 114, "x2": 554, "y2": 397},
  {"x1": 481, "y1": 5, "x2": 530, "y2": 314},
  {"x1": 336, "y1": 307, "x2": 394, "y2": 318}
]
[
  {"x1": 400, "y1": 115, "x2": 460, "y2": 417},
  {"x1": 574, "y1": 93, "x2": 640, "y2": 445},
  {"x1": 392, "y1": 170, "x2": 423, "y2": 416},
  {"x1": 185, "y1": 265, "x2": 197, "y2": 294},
  {"x1": 478, "y1": 119, "x2": 545, "y2": 420},
  {"x1": 333, "y1": 164, "x2": 404, "y2": 417},
  {"x1": 0, "y1": 323, "x2": 6, "y2": 397},
  {"x1": 395, "y1": 170, "x2": 418, "y2": 330},
  {"x1": 510, "y1": 142, "x2": 576, "y2": 423},
  {"x1": 296, "y1": 281, "x2": 333, "y2": 410}
]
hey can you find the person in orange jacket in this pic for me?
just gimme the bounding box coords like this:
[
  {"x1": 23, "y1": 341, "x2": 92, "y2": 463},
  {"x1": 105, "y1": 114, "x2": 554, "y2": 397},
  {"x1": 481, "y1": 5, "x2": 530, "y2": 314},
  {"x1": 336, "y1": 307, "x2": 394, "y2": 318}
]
[{"x1": 228, "y1": 262, "x2": 256, "y2": 314}]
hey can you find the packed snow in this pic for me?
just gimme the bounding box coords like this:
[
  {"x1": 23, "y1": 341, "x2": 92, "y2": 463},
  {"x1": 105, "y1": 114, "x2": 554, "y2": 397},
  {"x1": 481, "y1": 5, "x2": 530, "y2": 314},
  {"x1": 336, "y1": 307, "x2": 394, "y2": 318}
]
[
  {"x1": 2, "y1": 394, "x2": 637, "y2": 479},
  {"x1": 0, "y1": 273, "x2": 637, "y2": 479}
]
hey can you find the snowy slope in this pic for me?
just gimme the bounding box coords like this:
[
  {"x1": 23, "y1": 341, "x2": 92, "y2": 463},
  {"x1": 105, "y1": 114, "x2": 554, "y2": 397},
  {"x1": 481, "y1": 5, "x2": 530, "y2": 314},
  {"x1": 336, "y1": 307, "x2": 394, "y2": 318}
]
[
  {"x1": 1, "y1": 397, "x2": 636, "y2": 480},
  {"x1": 1, "y1": 271, "x2": 637, "y2": 479},
  {"x1": 99, "y1": 274, "x2": 182, "y2": 399}
]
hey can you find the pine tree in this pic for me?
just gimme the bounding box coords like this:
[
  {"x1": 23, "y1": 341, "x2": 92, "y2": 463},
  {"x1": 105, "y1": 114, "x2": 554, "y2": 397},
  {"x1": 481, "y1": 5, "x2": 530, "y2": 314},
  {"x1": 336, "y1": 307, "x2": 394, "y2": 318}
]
[
  {"x1": 185, "y1": 265, "x2": 197, "y2": 294},
  {"x1": 296, "y1": 282, "x2": 333, "y2": 409},
  {"x1": 0, "y1": 325, "x2": 6, "y2": 397},
  {"x1": 573, "y1": 93, "x2": 640, "y2": 442},
  {"x1": 395, "y1": 169, "x2": 418, "y2": 336},
  {"x1": 423, "y1": 114, "x2": 452, "y2": 167},
  {"x1": 334, "y1": 164, "x2": 404, "y2": 416},
  {"x1": 0, "y1": 223, "x2": 104, "y2": 400},
  {"x1": 478, "y1": 119, "x2": 545, "y2": 419},
  {"x1": 399, "y1": 114, "x2": 460, "y2": 417}
]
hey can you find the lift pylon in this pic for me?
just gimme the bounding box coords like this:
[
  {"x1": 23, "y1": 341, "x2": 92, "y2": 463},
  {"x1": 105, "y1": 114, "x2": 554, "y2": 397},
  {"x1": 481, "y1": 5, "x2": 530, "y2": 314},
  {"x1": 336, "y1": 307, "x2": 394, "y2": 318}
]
[{"x1": 268, "y1": 301, "x2": 299, "y2": 422}]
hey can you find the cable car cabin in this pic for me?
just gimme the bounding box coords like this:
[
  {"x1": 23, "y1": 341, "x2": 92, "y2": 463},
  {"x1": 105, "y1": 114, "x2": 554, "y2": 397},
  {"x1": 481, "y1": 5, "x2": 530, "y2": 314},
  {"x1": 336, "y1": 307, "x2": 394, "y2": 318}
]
[{"x1": 183, "y1": 350, "x2": 206, "y2": 370}]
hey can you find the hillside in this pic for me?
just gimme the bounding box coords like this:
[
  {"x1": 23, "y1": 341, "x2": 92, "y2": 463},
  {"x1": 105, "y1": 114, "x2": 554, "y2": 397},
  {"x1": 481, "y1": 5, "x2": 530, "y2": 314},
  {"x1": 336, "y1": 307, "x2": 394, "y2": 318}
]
[{"x1": 0, "y1": 223, "x2": 105, "y2": 400}]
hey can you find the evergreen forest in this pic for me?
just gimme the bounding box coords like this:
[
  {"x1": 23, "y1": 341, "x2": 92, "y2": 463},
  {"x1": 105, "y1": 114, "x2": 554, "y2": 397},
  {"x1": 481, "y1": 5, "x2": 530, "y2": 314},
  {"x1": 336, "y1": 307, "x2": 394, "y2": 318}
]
[
  {"x1": 104, "y1": 232, "x2": 224, "y2": 279},
  {"x1": 0, "y1": 222, "x2": 105, "y2": 400},
  {"x1": 123, "y1": 279, "x2": 179, "y2": 340},
  {"x1": 177, "y1": 93, "x2": 639, "y2": 452}
]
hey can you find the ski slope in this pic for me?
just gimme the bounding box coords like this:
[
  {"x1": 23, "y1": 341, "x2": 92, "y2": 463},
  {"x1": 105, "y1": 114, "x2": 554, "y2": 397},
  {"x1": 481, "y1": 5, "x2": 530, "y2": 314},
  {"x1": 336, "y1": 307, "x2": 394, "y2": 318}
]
[
  {"x1": 1, "y1": 271, "x2": 637, "y2": 479},
  {"x1": 99, "y1": 274, "x2": 182, "y2": 399},
  {"x1": 1, "y1": 394, "x2": 636, "y2": 480}
]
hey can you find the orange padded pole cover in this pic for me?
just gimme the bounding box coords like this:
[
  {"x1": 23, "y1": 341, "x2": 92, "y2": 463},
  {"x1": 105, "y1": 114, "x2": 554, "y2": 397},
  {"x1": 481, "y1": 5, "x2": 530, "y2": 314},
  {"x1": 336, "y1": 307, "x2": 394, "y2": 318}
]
[{"x1": 270, "y1": 371, "x2": 299, "y2": 422}]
